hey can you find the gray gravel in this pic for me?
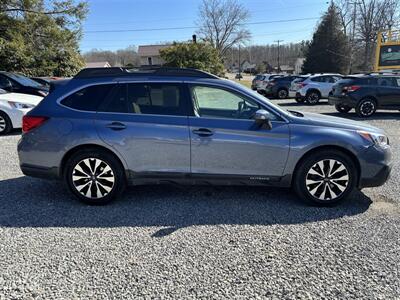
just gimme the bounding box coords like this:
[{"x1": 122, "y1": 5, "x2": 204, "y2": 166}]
[{"x1": 0, "y1": 100, "x2": 399, "y2": 299}]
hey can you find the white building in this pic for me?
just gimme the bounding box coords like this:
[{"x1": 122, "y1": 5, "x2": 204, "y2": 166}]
[
  {"x1": 294, "y1": 58, "x2": 305, "y2": 75},
  {"x1": 138, "y1": 45, "x2": 170, "y2": 66}
]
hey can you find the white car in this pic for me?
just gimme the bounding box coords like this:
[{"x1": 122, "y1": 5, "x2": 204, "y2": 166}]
[
  {"x1": 296, "y1": 74, "x2": 342, "y2": 104},
  {"x1": 0, "y1": 89, "x2": 43, "y2": 134}
]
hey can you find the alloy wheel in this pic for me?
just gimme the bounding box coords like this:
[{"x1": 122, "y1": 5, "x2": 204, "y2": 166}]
[
  {"x1": 72, "y1": 158, "x2": 115, "y2": 199},
  {"x1": 305, "y1": 159, "x2": 349, "y2": 201},
  {"x1": 278, "y1": 90, "x2": 288, "y2": 99},
  {"x1": 307, "y1": 92, "x2": 319, "y2": 104},
  {"x1": 0, "y1": 115, "x2": 5, "y2": 133},
  {"x1": 360, "y1": 101, "x2": 375, "y2": 117}
]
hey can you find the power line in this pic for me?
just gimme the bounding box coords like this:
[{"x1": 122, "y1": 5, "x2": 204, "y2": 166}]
[{"x1": 83, "y1": 17, "x2": 319, "y2": 34}]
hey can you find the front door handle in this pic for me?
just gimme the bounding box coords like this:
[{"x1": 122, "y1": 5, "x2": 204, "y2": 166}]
[
  {"x1": 106, "y1": 122, "x2": 127, "y2": 131},
  {"x1": 192, "y1": 128, "x2": 213, "y2": 137}
]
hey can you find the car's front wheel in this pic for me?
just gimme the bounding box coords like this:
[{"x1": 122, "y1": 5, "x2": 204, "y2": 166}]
[
  {"x1": 335, "y1": 104, "x2": 352, "y2": 113},
  {"x1": 0, "y1": 111, "x2": 12, "y2": 135},
  {"x1": 294, "y1": 150, "x2": 357, "y2": 206},
  {"x1": 65, "y1": 149, "x2": 126, "y2": 205}
]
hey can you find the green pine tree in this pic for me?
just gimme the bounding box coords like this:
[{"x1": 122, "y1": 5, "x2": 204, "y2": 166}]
[
  {"x1": 0, "y1": 0, "x2": 88, "y2": 77},
  {"x1": 302, "y1": 3, "x2": 349, "y2": 74}
]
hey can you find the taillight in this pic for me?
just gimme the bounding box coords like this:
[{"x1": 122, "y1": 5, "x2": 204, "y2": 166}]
[
  {"x1": 343, "y1": 85, "x2": 361, "y2": 93},
  {"x1": 22, "y1": 116, "x2": 48, "y2": 133},
  {"x1": 299, "y1": 83, "x2": 308, "y2": 88}
]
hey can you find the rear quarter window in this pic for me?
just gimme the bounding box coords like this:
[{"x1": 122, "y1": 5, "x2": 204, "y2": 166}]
[{"x1": 61, "y1": 84, "x2": 116, "y2": 111}]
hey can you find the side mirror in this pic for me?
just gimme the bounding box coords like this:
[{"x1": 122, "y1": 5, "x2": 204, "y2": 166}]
[{"x1": 254, "y1": 109, "x2": 272, "y2": 130}]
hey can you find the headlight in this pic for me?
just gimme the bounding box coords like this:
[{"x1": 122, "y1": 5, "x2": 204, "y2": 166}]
[
  {"x1": 358, "y1": 130, "x2": 389, "y2": 148},
  {"x1": 8, "y1": 101, "x2": 35, "y2": 109}
]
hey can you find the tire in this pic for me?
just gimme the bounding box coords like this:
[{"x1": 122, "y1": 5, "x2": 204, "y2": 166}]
[
  {"x1": 335, "y1": 104, "x2": 352, "y2": 113},
  {"x1": 305, "y1": 91, "x2": 320, "y2": 105},
  {"x1": 356, "y1": 98, "x2": 377, "y2": 118},
  {"x1": 293, "y1": 150, "x2": 357, "y2": 206},
  {"x1": 64, "y1": 149, "x2": 126, "y2": 205},
  {"x1": 277, "y1": 89, "x2": 288, "y2": 99},
  {"x1": 295, "y1": 97, "x2": 305, "y2": 103},
  {"x1": 0, "y1": 111, "x2": 12, "y2": 135}
]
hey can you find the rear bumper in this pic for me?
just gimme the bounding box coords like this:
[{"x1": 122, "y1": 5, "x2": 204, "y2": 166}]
[
  {"x1": 295, "y1": 92, "x2": 305, "y2": 100},
  {"x1": 328, "y1": 95, "x2": 357, "y2": 108},
  {"x1": 289, "y1": 91, "x2": 297, "y2": 98}
]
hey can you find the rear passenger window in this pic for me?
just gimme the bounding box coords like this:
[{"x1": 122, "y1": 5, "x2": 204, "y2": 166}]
[
  {"x1": 61, "y1": 84, "x2": 115, "y2": 111},
  {"x1": 99, "y1": 83, "x2": 187, "y2": 116},
  {"x1": 311, "y1": 77, "x2": 322, "y2": 82},
  {"x1": 378, "y1": 77, "x2": 396, "y2": 87}
]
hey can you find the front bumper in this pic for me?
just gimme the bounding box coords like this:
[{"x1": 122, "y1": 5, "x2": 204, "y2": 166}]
[{"x1": 358, "y1": 145, "x2": 392, "y2": 189}]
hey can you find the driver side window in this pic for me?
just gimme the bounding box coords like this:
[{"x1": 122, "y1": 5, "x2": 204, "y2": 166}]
[{"x1": 191, "y1": 85, "x2": 260, "y2": 119}]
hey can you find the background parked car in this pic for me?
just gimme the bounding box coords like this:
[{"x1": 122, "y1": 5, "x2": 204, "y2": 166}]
[
  {"x1": 251, "y1": 74, "x2": 266, "y2": 90},
  {"x1": 328, "y1": 74, "x2": 400, "y2": 117},
  {"x1": 289, "y1": 76, "x2": 310, "y2": 99},
  {"x1": 256, "y1": 74, "x2": 284, "y2": 94},
  {"x1": 0, "y1": 89, "x2": 43, "y2": 134},
  {"x1": 0, "y1": 72, "x2": 49, "y2": 97},
  {"x1": 262, "y1": 75, "x2": 303, "y2": 99},
  {"x1": 296, "y1": 74, "x2": 342, "y2": 104}
]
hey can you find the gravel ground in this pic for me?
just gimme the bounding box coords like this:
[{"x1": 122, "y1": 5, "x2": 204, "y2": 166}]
[{"x1": 0, "y1": 100, "x2": 399, "y2": 299}]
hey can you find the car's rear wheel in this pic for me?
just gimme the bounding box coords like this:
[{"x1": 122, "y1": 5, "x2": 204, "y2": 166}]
[
  {"x1": 0, "y1": 111, "x2": 12, "y2": 135},
  {"x1": 277, "y1": 89, "x2": 288, "y2": 99},
  {"x1": 65, "y1": 149, "x2": 126, "y2": 205},
  {"x1": 356, "y1": 98, "x2": 376, "y2": 118},
  {"x1": 294, "y1": 150, "x2": 357, "y2": 206},
  {"x1": 306, "y1": 91, "x2": 320, "y2": 105},
  {"x1": 335, "y1": 104, "x2": 352, "y2": 113}
]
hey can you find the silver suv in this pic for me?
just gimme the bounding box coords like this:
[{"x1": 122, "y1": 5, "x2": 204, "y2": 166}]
[{"x1": 296, "y1": 74, "x2": 342, "y2": 104}]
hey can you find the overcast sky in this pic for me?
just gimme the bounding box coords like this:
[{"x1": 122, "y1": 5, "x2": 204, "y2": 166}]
[{"x1": 80, "y1": 0, "x2": 329, "y2": 52}]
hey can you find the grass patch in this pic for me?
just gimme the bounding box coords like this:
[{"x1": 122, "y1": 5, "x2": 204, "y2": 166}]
[{"x1": 233, "y1": 79, "x2": 252, "y2": 89}]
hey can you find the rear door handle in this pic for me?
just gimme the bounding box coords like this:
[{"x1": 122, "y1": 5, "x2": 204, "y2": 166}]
[
  {"x1": 106, "y1": 122, "x2": 127, "y2": 131},
  {"x1": 192, "y1": 128, "x2": 213, "y2": 137}
]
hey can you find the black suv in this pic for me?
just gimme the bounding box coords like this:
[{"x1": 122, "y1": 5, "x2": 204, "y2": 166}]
[
  {"x1": 263, "y1": 75, "x2": 301, "y2": 99},
  {"x1": 328, "y1": 75, "x2": 400, "y2": 117},
  {"x1": 0, "y1": 72, "x2": 49, "y2": 96}
]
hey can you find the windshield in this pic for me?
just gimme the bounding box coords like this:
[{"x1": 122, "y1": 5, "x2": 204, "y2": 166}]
[
  {"x1": 233, "y1": 82, "x2": 290, "y2": 117},
  {"x1": 6, "y1": 73, "x2": 44, "y2": 88}
]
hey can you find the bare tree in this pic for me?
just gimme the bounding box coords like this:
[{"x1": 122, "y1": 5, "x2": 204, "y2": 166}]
[
  {"x1": 357, "y1": 0, "x2": 399, "y2": 70},
  {"x1": 335, "y1": 0, "x2": 355, "y2": 36},
  {"x1": 196, "y1": 0, "x2": 251, "y2": 57}
]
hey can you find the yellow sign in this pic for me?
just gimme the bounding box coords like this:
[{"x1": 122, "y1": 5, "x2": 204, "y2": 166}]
[{"x1": 375, "y1": 30, "x2": 400, "y2": 71}]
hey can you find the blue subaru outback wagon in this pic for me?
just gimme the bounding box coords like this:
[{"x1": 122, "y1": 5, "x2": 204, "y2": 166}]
[{"x1": 18, "y1": 67, "x2": 392, "y2": 205}]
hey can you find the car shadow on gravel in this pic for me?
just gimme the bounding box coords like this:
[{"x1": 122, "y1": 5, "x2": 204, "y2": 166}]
[
  {"x1": 277, "y1": 101, "x2": 330, "y2": 107},
  {"x1": 322, "y1": 111, "x2": 400, "y2": 121},
  {"x1": 0, "y1": 176, "x2": 372, "y2": 236}
]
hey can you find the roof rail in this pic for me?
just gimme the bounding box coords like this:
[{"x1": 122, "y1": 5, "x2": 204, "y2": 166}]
[{"x1": 74, "y1": 67, "x2": 219, "y2": 79}]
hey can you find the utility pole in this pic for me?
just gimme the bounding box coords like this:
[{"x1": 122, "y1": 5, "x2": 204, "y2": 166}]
[
  {"x1": 349, "y1": 1, "x2": 360, "y2": 74},
  {"x1": 238, "y1": 44, "x2": 241, "y2": 80},
  {"x1": 274, "y1": 40, "x2": 283, "y2": 72}
]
